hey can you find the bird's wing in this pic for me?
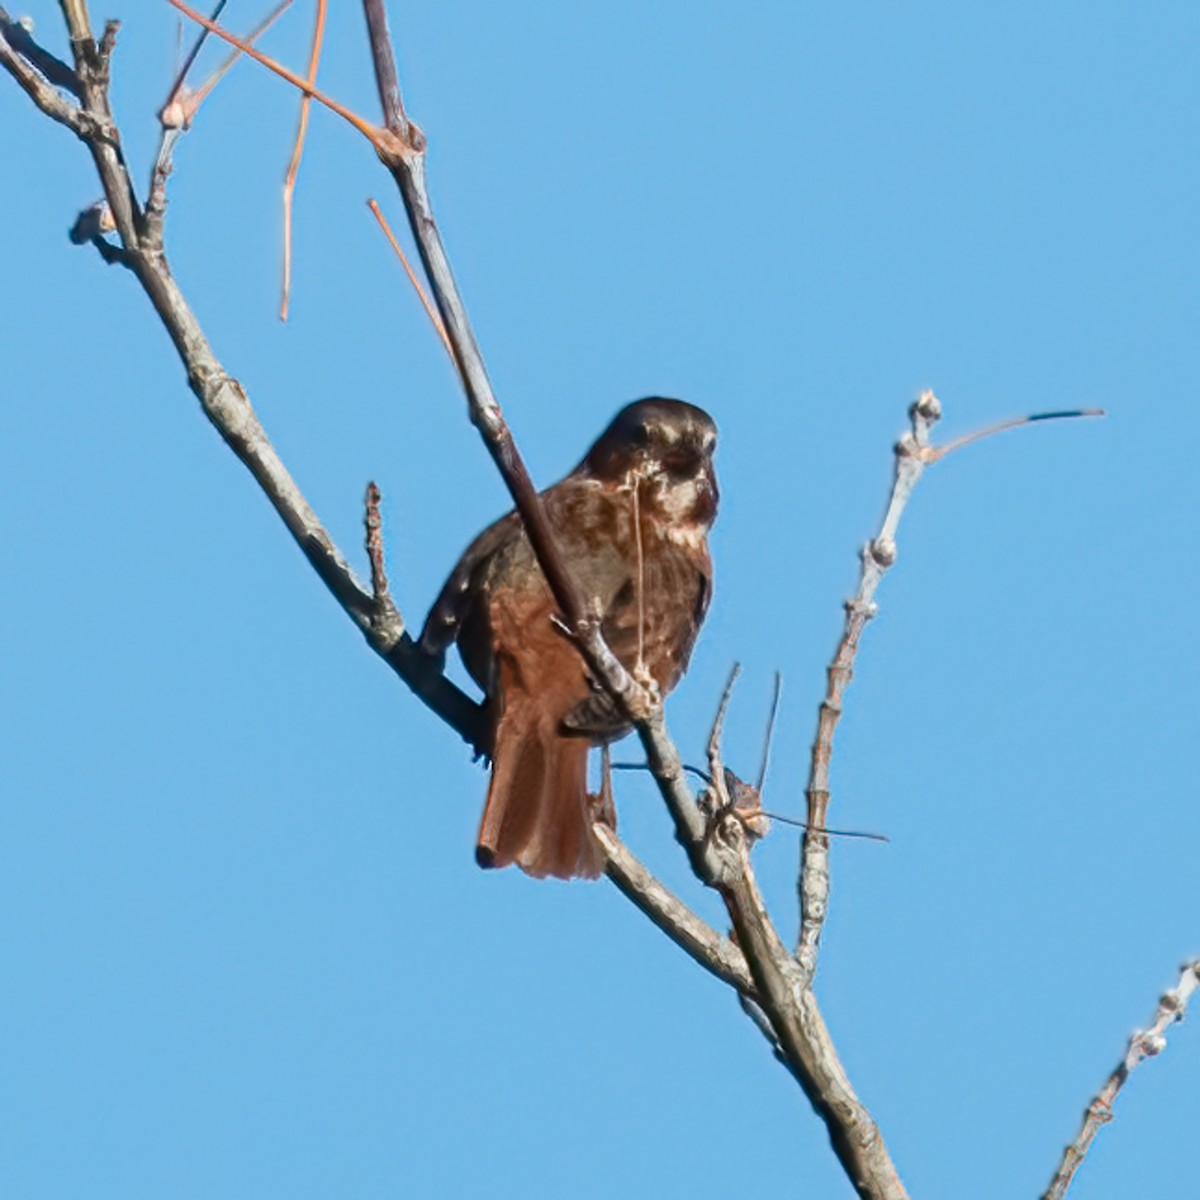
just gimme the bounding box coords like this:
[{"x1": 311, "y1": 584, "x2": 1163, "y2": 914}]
[{"x1": 417, "y1": 510, "x2": 523, "y2": 662}]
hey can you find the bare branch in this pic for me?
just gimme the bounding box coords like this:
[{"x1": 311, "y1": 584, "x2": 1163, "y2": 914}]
[
  {"x1": 0, "y1": 15, "x2": 94, "y2": 136},
  {"x1": 594, "y1": 824, "x2": 755, "y2": 996},
  {"x1": 281, "y1": 0, "x2": 326, "y2": 320},
  {"x1": 50, "y1": 8, "x2": 141, "y2": 251},
  {"x1": 0, "y1": 9, "x2": 80, "y2": 95},
  {"x1": 3, "y1": 0, "x2": 487, "y2": 755},
  {"x1": 797, "y1": 391, "x2": 940, "y2": 977},
  {"x1": 797, "y1": 395, "x2": 1104, "y2": 978},
  {"x1": 151, "y1": 1, "x2": 293, "y2": 247},
  {"x1": 364, "y1": 482, "x2": 402, "y2": 639},
  {"x1": 1043, "y1": 959, "x2": 1200, "y2": 1200},
  {"x1": 361, "y1": 0, "x2": 409, "y2": 137}
]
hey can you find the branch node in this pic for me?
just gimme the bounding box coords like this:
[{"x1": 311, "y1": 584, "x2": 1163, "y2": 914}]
[
  {"x1": 96, "y1": 19, "x2": 119, "y2": 74},
  {"x1": 868, "y1": 536, "x2": 897, "y2": 569},
  {"x1": 910, "y1": 387, "x2": 942, "y2": 424}
]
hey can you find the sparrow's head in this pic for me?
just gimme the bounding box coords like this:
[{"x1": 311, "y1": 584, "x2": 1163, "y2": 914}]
[{"x1": 580, "y1": 398, "x2": 718, "y2": 528}]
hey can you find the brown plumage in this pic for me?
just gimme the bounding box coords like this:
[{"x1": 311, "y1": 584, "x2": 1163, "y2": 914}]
[{"x1": 420, "y1": 398, "x2": 718, "y2": 880}]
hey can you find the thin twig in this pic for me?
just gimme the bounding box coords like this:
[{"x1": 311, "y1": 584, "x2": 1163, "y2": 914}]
[
  {"x1": 160, "y1": 0, "x2": 226, "y2": 122},
  {"x1": 151, "y1": 1, "x2": 291, "y2": 244},
  {"x1": 613, "y1": 762, "x2": 888, "y2": 841},
  {"x1": 756, "y1": 670, "x2": 782, "y2": 792},
  {"x1": 931, "y1": 407, "x2": 1104, "y2": 462},
  {"x1": 707, "y1": 663, "x2": 741, "y2": 780},
  {"x1": 165, "y1": 0, "x2": 380, "y2": 140},
  {"x1": 1042, "y1": 960, "x2": 1200, "y2": 1200},
  {"x1": 364, "y1": 481, "x2": 401, "y2": 637},
  {"x1": 186, "y1": 0, "x2": 292, "y2": 113},
  {"x1": 367, "y1": 199, "x2": 452, "y2": 361},
  {"x1": 280, "y1": 0, "x2": 326, "y2": 321}
]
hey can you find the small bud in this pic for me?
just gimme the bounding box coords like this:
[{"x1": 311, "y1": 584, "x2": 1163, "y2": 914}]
[
  {"x1": 1140, "y1": 1033, "x2": 1167, "y2": 1056},
  {"x1": 870, "y1": 537, "x2": 897, "y2": 567},
  {"x1": 159, "y1": 98, "x2": 187, "y2": 130},
  {"x1": 912, "y1": 390, "x2": 942, "y2": 421}
]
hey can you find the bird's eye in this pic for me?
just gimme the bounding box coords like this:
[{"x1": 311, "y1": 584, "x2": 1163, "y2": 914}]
[{"x1": 630, "y1": 422, "x2": 652, "y2": 447}]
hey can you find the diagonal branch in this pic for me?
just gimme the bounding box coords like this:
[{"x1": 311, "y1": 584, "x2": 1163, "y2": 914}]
[
  {"x1": 797, "y1": 396, "x2": 1103, "y2": 979},
  {"x1": 1042, "y1": 959, "x2": 1200, "y2": 1199},
  {"x1": 595, "y1": 825, "x2": 755, "y2": 996},
  {"x1": 0, "y1": 13, "x2": 93, "y2": 135},
  {"x1": 3, "y1": 0, "x2": 486, "y2": 753},
  {"x1": 0, "y1": 10, "x2": 80, "y2": 94}
]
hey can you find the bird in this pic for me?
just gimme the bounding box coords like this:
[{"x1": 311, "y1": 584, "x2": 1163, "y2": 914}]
[{"x1": 419, "y1": 398, "x2": 718, "y2": 880}]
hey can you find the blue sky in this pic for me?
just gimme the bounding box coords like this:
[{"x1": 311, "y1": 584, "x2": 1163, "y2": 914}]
[{"x1": 2, "y1": 3, "x2": 1196, "y2": 1197}]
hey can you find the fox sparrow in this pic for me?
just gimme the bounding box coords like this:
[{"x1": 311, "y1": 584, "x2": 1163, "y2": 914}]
[{"x1": 419, "y1": 398, "x2": 718, "y2": 880}]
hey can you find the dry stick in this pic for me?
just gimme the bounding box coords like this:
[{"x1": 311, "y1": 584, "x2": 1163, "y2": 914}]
[
  {"x1": 280, "y1": 0, "x2": 327, "y2": 321},
  {"x1": 186, "y1": 0, "x2": 292, "y2": 114},
  {"x1": 1, "y1": 2, "x2": 487, "y2": 751},
  {"x1": 165, "y1": 0, "x2": 379, "y2": 139},
  {"x1": 363, "y1": 481, "x2": 400, "y2": 633},
  {"x1": 757, "y1": 670, "x2": 783, "y2": 792},
  {"x1": 796, "y1": 395, "x2": 1104, "y2": 980},
  {"x1": 367, "y1": 199, "x2": 453, "y2": 360},
  {"x1": 161, "y1": 0, "x2": 226, "y2": 120},
  {"x1": 152, "y1": 1, "x2": 293, "y2": 243},
  {"x1": 1042, "y1": 960, "x2": 1200, "y2": 1200}
]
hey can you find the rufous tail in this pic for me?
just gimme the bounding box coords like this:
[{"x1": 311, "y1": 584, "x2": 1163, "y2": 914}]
[{"x1": 478, "y1": 691, "x2": 607, "y2": 881}]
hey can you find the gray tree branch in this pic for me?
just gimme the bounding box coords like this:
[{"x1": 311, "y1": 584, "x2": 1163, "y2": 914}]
[
  {"x1": 0, "y1": 2, "x2": 486, "y2": 752},
  {"x1": 1043, "y1": 959, "x2": 1200, "y2": 1199}
]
